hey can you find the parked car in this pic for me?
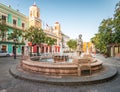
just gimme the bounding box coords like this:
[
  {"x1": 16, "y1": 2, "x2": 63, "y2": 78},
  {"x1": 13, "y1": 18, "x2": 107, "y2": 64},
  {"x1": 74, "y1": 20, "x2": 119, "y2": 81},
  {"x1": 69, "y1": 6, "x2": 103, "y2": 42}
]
[{"x1": 0, "y1": 51, "x2": 11, "y2": 57}]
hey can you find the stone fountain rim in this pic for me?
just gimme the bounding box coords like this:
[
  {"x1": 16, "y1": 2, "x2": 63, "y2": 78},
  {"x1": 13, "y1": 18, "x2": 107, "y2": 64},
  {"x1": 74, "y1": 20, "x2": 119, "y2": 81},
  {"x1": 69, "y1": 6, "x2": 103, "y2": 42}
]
[
  {"x1": 9, "y1": 64, "x2": 117, "y2": 85},
  {"x1": 22, "y1": 57, "x2": 103, "y2": 68}
]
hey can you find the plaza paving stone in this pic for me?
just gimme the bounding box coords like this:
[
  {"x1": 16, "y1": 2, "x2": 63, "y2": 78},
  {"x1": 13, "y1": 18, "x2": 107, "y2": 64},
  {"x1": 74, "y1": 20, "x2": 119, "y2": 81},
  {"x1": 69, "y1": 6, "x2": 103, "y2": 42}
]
[{"x1": 0, "y1": 55, "x2": 120, "y2": 92}]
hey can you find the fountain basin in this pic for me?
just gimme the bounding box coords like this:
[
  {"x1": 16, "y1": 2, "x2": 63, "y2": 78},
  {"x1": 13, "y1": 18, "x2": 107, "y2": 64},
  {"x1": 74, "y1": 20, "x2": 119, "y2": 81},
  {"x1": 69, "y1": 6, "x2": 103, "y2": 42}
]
[{"x1": 21, "y1": 57, "x2": 103, "y2": 76}]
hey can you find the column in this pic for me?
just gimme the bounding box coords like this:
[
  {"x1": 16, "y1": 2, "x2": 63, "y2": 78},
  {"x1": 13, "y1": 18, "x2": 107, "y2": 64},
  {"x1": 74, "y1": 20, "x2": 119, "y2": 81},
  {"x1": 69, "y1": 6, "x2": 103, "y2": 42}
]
[
  {"x1": 44, "y1": 45, "x2": 46, "y2": 55},
  {"x1": 118, "y1": 46, "x2": 119, "y2": 53},
  {"x1": 56, "y1": 46, "x2": 58, "y2": 53},
  {"x1": 47, "y1": 46, "x2": 50, "y2": 53},
  {"x1": 113, "y1": 46, "x2": 115, "y2": 57}
]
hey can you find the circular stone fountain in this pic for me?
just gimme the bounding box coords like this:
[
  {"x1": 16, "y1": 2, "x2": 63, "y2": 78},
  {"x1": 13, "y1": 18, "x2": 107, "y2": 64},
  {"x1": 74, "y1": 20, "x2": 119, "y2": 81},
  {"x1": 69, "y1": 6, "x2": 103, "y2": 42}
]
[
  {"x1": 9, "y1": 53, "x2": 117, "y2": 85},
  {"x1": 20, "y1": 54, "x2": 103, "y2": 76}
]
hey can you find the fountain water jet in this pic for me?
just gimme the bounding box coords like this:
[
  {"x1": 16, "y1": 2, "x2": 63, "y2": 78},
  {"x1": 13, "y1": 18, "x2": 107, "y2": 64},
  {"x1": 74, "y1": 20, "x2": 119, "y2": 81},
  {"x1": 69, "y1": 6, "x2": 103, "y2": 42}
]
[{"x1": 53, "y1": 42, "x2": 69, "y2": 63}]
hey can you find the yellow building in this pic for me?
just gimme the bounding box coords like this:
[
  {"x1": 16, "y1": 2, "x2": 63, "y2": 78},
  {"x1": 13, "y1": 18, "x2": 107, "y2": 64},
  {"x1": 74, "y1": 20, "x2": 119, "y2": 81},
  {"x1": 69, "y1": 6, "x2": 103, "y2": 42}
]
[
  {"x1": 83, "y1": 42, "x2": 95, "y2": 54},
  {"x1": 29, "y1": 2, "x2": 42, "y2": 28}
]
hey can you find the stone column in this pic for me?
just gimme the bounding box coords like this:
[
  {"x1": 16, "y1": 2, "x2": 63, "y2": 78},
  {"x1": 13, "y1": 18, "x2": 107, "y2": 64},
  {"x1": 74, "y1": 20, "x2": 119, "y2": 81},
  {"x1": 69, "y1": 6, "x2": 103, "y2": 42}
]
[
  {"x1": 118, "y1": 46, "x2": 119, "y2": 53},
  {"x1": 57, "y1": 47, "x2": 58, "y2": 53},
  {"x1": 48, "y1": 46, "x2": 49, "y2": 53},
  {"x1": 113, "y1": 46, "x2": 115, "y2": 57},
  {"x1": 44, "y1": 45, "x2": 46, "y2": 55}
]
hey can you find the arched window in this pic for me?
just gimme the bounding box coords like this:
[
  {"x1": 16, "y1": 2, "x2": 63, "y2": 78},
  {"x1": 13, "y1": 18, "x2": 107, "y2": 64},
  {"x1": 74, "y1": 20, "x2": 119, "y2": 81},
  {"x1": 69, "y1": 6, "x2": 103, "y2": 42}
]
[
  {"x1": 55, "y1": 26, "x2": 57, "y2": 30},
  {"x1": 37, "y1": 11, "x2": 39, "y2": 17},
  {"x1": 30, "y1": 11, "x2": 32, "y2": 17},
  {"x1": 33, "y1": 11, "x2": 35, "y2": 16}
]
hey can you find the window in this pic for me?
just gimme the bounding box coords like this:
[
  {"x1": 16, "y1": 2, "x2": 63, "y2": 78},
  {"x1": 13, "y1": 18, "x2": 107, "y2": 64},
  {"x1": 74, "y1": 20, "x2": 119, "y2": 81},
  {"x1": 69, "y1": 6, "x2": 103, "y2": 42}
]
[
  {"x1": 13, "y1": 19, "x2": 16, "y2": 26},
  {"x1": 2, "y1": 15, "x2": 6, "y2": 24},
  {"x1": 22, "y1": 23, "x2": 25, "y2": 28},
  {"x1": 30, "y1": 11, "x2": 32, "y2": 17},
  {"x1": 1, "y1": 45, "x2": 7, "y2": 51},
  {"x1": 1, "y1": 32, "x2": 6, "y2": 41},
  {"x1": 33, "y1": 11, "x2": 35, "y2": 16},
  {"x1": 55, "y1": 26, "x2": 57, "y2": 30},
  {"x1": 37, "y1": 12, "x2": 39, "y2": 17}
]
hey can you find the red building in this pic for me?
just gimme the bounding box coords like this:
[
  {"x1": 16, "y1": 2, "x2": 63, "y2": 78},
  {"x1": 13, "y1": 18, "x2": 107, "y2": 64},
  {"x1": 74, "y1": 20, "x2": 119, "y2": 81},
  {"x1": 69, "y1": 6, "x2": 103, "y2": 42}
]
[{"x1": 28, "y1": 42, "x2": 60, "y2": 54}]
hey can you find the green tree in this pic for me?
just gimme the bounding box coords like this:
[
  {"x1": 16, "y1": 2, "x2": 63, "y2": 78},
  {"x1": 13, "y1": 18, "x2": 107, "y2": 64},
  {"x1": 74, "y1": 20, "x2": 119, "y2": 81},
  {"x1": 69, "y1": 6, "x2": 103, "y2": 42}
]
[
  {"x1": 8, "y1": 29, "x2": 23, "y2": 43},
  {"x1": 91, "y1": 1, "x2": 120, "y2": 56},
  {"x1": 45, "y1": 36, "x2": 57, "y2": 46},
  {"x1": 113, "y1": 1, "x2": 120, "y2": 44},
  {"x1": 24, "y1": 26, "x2": 46, "y2": 56},
  {"x1": 67, "y1": 39, "x2": 77, "y2": 51},
  {"x1": 0, "y1": 17, "x2": 8, "y2": 41},
  {"x1": 8, "y1": 29, "x2": 23, "y2": 59},
  {"x1": 91, "y1": 18, "x2": 113, "y2": 54}
]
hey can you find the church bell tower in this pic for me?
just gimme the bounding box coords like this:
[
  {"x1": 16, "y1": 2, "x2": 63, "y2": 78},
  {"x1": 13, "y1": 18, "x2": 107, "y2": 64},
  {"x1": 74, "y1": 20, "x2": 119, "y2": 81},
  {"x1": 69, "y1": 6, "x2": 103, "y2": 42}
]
[{"x1": 29, "y1": 2, "x2": 42, "y2": 28}]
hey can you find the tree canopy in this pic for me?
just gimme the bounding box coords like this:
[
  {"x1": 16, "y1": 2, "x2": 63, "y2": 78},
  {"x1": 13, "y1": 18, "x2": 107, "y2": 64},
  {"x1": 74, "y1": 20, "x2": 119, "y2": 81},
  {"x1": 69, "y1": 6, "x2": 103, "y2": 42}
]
[
  {"x1": 67, "y1": 39, "x2": 77, "y2": 51},
  {"x1": 0, "y1": 17, "x2": 8, "y2": 41},
  {"x1": 45, "y1": 36, "x2": 57, "y2": 46},
  {"x1": 24, "y1": 26, "x2": 46, "y2": 45},
  {"x1": 91, "y1": 1, "x2": 120, "y2": 54},
  {"x1": 8, "y1": 29, "x2": 23, "y2": 43}
]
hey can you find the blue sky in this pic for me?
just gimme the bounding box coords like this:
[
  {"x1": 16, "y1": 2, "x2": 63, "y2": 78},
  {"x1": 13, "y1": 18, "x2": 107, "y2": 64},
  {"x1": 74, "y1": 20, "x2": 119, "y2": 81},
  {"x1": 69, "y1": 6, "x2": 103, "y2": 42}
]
[{"x1": 0, "y1": 0, "x2": 120, "y2": 42}]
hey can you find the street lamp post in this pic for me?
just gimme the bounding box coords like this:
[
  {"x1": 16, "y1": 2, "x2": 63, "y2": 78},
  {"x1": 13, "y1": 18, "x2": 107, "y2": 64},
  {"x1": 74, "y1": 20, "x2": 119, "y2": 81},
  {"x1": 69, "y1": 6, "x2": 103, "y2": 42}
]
[{"x1": 14, "y1": 38, "x2": 17, "y2": 59}]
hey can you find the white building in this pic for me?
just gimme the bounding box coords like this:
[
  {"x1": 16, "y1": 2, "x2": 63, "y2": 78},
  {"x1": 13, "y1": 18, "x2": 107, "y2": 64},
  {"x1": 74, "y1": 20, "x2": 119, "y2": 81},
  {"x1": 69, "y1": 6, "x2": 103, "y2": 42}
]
[{"x1": 62, "y1": 34, "x2": 70, "y2": 52}]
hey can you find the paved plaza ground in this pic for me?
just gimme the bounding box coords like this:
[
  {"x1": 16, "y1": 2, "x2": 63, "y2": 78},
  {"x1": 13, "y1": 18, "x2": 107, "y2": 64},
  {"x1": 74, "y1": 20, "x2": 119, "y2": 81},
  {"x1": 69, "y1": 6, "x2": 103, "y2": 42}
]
[{"x1": 0, "y1": 54, "x2": 120, "y2": 92}]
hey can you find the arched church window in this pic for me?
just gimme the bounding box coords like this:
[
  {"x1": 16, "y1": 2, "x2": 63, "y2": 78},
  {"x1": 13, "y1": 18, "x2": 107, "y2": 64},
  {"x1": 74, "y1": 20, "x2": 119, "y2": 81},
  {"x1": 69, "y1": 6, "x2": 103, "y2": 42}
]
[
  {"x1": 30, "y1": 11, "x2": 32, "y2": 17},
  {"x1": 33, "y1": 11, "x2": 35, "y2": 16},
  {"x1": 55, "y1": 26, "x2": 57, "y2": 30},
  {"x1": 37, "y1": 12, "x2": 39, "y2": 17}
]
